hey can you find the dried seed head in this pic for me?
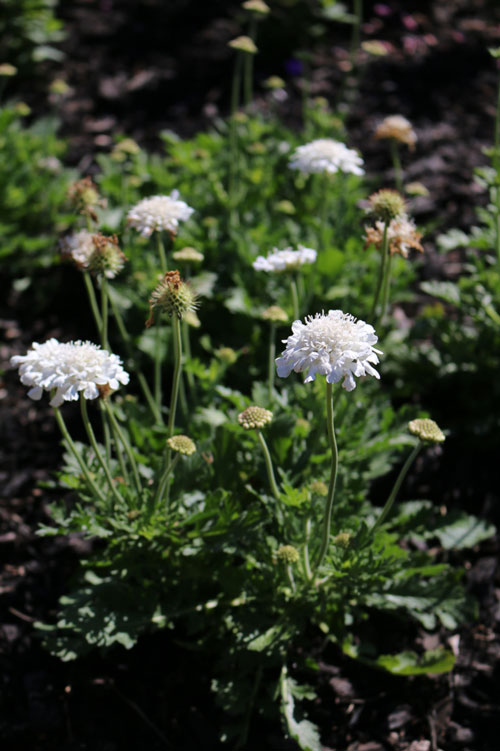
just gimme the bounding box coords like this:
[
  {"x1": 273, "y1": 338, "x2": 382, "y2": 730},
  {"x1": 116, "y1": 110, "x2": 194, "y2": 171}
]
[
  {"x1": 310, "y1": 480, "x2": 328, "y2": 497},
  {"x1": 67, "y1": 177, "x2": 104, "y2": 219},
  {"x1": 262, "y1": 305, "x2": 288, "y2": 323},
  {"x1": 228, "y1": 36, "x2": 258, "y2": 54},
  {"x1": 408, "y1": 418, "x2": 445, "y2": 444},
  {"x1": 167, "y1": 434, "x2": 196, "y2": 456},
  {"x1": 172, "y1": 246, "x2": 204, "y2": 264},
  {"x1": 238, "y1": 406, "x2": 273, "y2": 430},
  {"x1": 276, "y1": 545, "x2": 300, "y2": 564},
  {"x1": 146, "y1": 270, "x2": 198, "y2": 326},
  {"x1": 333, "y1": 532, "x2": 352, "y2": 549},
  {"x1": 368, "y1": 189, "x2": 406, "y2": 222},
  {"x1": 88, "y1": 233, "x2": 127, "y2": 278}
]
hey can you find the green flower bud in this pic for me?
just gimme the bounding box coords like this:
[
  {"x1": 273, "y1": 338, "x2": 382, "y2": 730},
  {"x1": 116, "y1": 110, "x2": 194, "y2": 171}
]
[
  {"x1": 172, "y1": 246, "x2": 204, "y2": 264},
  {"x1": 167, "y1": 434, "x2": 196, "y2": 456},
  {"x1": 238, "y1": 406, "x2": 273, "y2": 430},
  {"x1": 262, "y1": 305, "x2": 288, "y2": 323},
  {"x1": 310, "y1": 480, "x2": 328, "y2": 496},
  {"x1": 276, "y1": 545, "x2": 300, "y2": 564},
  {"x1": 368, "y1": 189, "x2": 406, "y2": 222},
  {"x1": 146, "y1": 270, "x2": 198, "y2": 326},
  {"x1": 333, "y1": 532, "x2": 351, "y2": 549},
  {"x1": 408, "y1": 418, "x2": 445, "y2": 444},
  {"x1": 228, "y1": 36, "x2": 258, "y2": 54}
]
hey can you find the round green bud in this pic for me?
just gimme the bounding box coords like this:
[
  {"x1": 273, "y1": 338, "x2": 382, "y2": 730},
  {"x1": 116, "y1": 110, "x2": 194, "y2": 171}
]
[
  {"x1": 276, "y1": 545, "x2": 300, "y2": 564},
  {"x1": 238, "y1": 406, "x2": 273, "y2": 430},
  {"x1": 167, "y1": 434, "x2": 196, "y2": 456},
  {"x1": 368, "y1": 189, "x2": 406, "y2": 222},
  {"x1": 262, "y1": 305, "x2": 288, "y2": 323},
  {"x1": 408, "y1": 418, "x2": 445, "y2": 444}
]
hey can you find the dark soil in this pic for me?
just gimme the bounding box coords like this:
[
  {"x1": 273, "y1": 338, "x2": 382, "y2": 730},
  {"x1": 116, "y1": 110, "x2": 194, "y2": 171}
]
[{"x1": 2, "y1": 1, "x2": 500, "y2": 749}]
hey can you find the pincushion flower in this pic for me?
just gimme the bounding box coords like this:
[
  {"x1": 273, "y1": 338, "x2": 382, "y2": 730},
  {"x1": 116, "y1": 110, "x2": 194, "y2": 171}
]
[
  {"x1": 364, "y1": 216, "x2": 423, "y2": 258},
  {"x1": 276, "y1": 310, "x2": 382, "y2": 391},
  {"x1": 127, "y1": 191, "x2": 194, "y2": 238},
  {"x1": 252, "y1": 245, "x2": 317, "y2": 273},
  {"x1": 289, "y1": 139, "x2": 364, "y2": 176},
  {"x1": 60, "y1": 230, "x2": 95, "y2": 269},
  {"x1": 61, "y1": 231, "x2": 126, "y2": 278},
  {"x1": 11, "y1": 339, "x2": 129, "y2": 407}
]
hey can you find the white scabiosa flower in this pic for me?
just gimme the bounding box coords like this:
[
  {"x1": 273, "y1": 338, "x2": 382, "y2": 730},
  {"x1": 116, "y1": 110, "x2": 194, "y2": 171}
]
[
  {"x1": 127, "y1": 191, "x2": 194, "y2": 238},
  {"x1": 252, "y1": 245, "x2": 317, "y2": 273},
  {"x1": 10, "y1": 339, "x2": 129, "y2": 407},
  {"x1": 60, "y1": 230, "x2": 95, "y2": 269},
  {"x1": 289, "y1": 139, "x2": 364, "y2": 176},
  {"x1": 276, "y1": 310, "x2": 382, "y2": 391}
]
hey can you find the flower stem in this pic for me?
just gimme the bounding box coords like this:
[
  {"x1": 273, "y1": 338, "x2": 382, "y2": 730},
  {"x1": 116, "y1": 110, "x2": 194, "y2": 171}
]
[
  {"x1": 314, "y1": 381, "x2": 338, "y2": 573},
  {"x1": 268, "y1": 321, "x2": 276, "y2": 402},
  {"x1": 286, "y1": 565, "x2": 296, "y2": 593},
  {"x1": 229, "y1": 53, "x2": 243, "y2": 225},
  {"x1": 290, "y1": 276, "x2": 300, "y2": 321},
  {"x1": 102, "y1": 399, "x2": 143, "y2": 498},
  {"x1": 53, "y1": 406, "x2": 106, "y2": 502},
  {"x1": 154, "y1": 316, "x2": 163, "y2": 421},
  {"x1": 154, "y1": 453, "x2": 180, "y2": 513},
  {"x1": 163, "y1": 315, "x2": 183, "y2": 505},
  {"x1": 371, "y1": 220, "x2": 388, "y2": 320},
  {"x1": 107, "y1": 288, "x2": 162, "y2": 423},
  {"x1": 319, "y1": 172, "x2": 330, "y2": 251},
  {"x1": 244, "y1": 18, "x2": 257, "y2": 107},
  {"x1": 390, "y1": 140, "x2": 403, "y2": 193},
  {"x1": 83, "y1": 271, "x2": 102, "y2": 333},
  {"x1": 80, "y1": 397, "x2": 124, "y2": 507},
  {"x1": 100, "y1": 402, "x2": 129, "y2": 486},
  {"x1": 370, "y1": 443, "x2": 421, "y2": 534},
  {"x1": 494, "y1": 70, "x2": 500, "y2": 264},
  {"x1": 303, "y1": 517, "x2": 313, "y2": 580},
  {"x1": 100, "y1": 275, "x2": 110, "y2": 350},
  {"x1": 256, "y1": 429, "x2": 280, "y2": 500},
  {"x1": 156, "y1": 231, "x2": 168, "y2": 273},
  {"x1": 379, "y1": 247, "x2": 394, "y2": 324}
]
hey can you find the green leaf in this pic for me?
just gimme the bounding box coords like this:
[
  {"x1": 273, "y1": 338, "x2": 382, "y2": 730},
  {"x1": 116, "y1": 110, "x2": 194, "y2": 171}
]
[
  {"x1": 420, "y1": 280, "x2": 460, "y2": 305},
  {"x1": 341, "y1": 636, "x2": 455, "y2": 675},
  {"x1": 280, "y1": 671, "x2": 321, "y2": 751},
  {"x1": 429, "y1": 511, "x2": 496, "y2": 550}
]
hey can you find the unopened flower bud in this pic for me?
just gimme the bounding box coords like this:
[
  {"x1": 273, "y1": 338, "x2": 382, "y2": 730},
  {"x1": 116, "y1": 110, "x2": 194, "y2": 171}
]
[
  {"x1": 167, "y1": 434, "x2": 196, "y2": 456},
  {"x1": 238, "y1": 406, "x2": 273, "y2": 430},
  {"x1": 146, "y1": 270, "x2": 198, "y2": 326},
  {"x1": 242, "y1": 0, "x2": 270, "y2": 14},
  {"x1": 408, "y1": 418, "x2": 445, "y2": 444},
  {"x1": 228, "y1": 36, "x2": 258, "y2": 54},
  {"x1": 368, "y1": 189, "x2": 406, "y2": 222},
  {"x1": 172, "y1": 246, "x2": 204, "y2": 264},
  {"x1": 310, "y1": 480, "x2": 328, "y2": 496},
  {"x1": 0, "y1": 63, "x2": 17, "y2": 77},
  {"x1": 262, "y1": 305, "x2": 288, "y2": 323},
  {"x1": 264, "y1": 76, "x2": 286, "y2": 89},
  {"x1": 216, "y1": 347, "x2": 237, "y2": 365},
  {"x1": 333, "y1": 532, "x2": 352, "y2": 549},
  {"x1": 276, "y1": 545, "x2": 300, "y2": 564}
]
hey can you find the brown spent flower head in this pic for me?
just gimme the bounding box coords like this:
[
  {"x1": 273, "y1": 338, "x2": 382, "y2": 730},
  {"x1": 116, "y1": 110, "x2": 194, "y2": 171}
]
[
  {"x1": 408, "y1": 418, "x2": 445, "y2": 444},
  {"x1": 364, "y1": 216, "x2": 423, "y2": 259},
  {"x1": 333, "y1": 532, "x2": 352, "y2": 549},
  {"x1": 172, "y1": 246, "x2": 204, "y2": 264},
  {"x1": 88, "y1": 233, "x2": 127, "y2": 278},
  {"x1": 238, "y1": 406, "x2": 273, "y2": 430},
  {"x1": 146, "y1": 270, "x2": 198, "y2": 327},
  {"x1": 242, "y1": 0, "x2": 270, "y2": 14},
  {"x1": 275, "y1": 545, "x2": 300, "y2": 564},
  {"x1": 310, "y1": 480, "x2": 328, "y2": 497},
  {"x1": 167, "y1": 434, "x2": 196, "y2": 456},
  {"x1": 368, "y1": 189, "x2": 406, "y2": 223},
  {"x1": 262, "y1": 305, "x2": 288, "y2": 323},
  {"x1": 228, "y1": 36, "x2": 258, "y2": 54},
  {"x1": 375, "y1": 114, "x2": 417, "y2": 150},
  {"x1": 67, "y1": 177, "x2": 105, "y2": 220}
]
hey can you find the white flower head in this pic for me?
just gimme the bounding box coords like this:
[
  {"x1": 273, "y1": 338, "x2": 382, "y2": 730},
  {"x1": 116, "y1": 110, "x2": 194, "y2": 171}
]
[
  {"x1": 253, "y1": 245, "x2": 317, "y2": 273},
  {"x1": 276, "y1": 310, "x2": 382, "y2": 391},
  {"x1": 289, "y1": 139, "x2": 364, "y2": 176},
  {"x1": 60, "y1": 230, "x2": 95, "y2": 269},
  {"x1": 10, "y1": 339, "x2": 130, "y2": 407},
  {"x1": 127, "y1": 191, "x2": 194, "y2": 238}
]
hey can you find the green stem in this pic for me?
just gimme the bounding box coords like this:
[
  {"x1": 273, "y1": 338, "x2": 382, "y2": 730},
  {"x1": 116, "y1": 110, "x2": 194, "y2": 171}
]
[
  {"x1": 289, "y1": 276, "x2": 300, "y2": 321},
  {"x1": 268, "y1": 322, "x2": 276, "y2": 403},
  {"x1": 100, "y1": 275, "x2": 109, "y2": 350},
  {"x1": 102, "y1": 399, "x2": 142, "y2": 498},
  {"x1": 244, "y1": 18, "x2": 257, "y2": 107},
  {"x1": 156, "y1": 232, "x2": 167, "y2": 273},
  {"x1": 107, "y1": 288, "x2": 162, "y2": 423},
  {"x1": 80, "y1": 397, "x2": 124, "y2": 507},
  {"x1": 286, "y1": 565, "x2": 296, "y2": 593},
  {"x1": 53, "y1": 406, "x2": 106, "y2": 502},
  {"x1": 154, "y1": 453, "x2": 180, "y2": 513},
  {"x1": 83, "y1": 272, "x2": 102, "y2": 333},
  {"x1": 154, "y1": 317, "x2": 163, "y2": 421},
  {"x1": 495, "y1": 72, "x2": 500, "y2": 264},
  {"x1": 349, "y1": 0, "x2": 363, "y2": 66},
  {"x1": 314, "y1": 382, "x2": 338, "y2": 573},
  {"x1": 390, "y1": 140, "x2": 403, "y2": 193},
  {"x1": 379, "y1": 247, "x2": 394, "y2": 324},
  {"x1": 229, "y1": 53, "x2": 243, "y2": 222},
  {"x1": 303, "y1": 517, "x2": 313, "y2": 581},
  {"x1": 163, "y1": 315, "x2": 183, "y2": 505},
  {"x1": 320, "y1": 172, "x2": 330, "y2": 251},
  {"x1": 370, "y1": 221, "x2": 389, "y2": 320},
  {"x1": 256, "y1": 429, "x2": 280, "y2": 500},
  {"x1": 182, "y1": 319, "x2": 195, "y2": 396},
  {"x1": 371, "y1": 443, "x2": 421, "y2": 533}
]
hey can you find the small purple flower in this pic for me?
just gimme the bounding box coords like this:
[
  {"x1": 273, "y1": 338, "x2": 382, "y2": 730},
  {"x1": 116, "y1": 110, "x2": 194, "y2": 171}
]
[{"x1": 285, "y1": 58, "x2": 303, "y2": 77}]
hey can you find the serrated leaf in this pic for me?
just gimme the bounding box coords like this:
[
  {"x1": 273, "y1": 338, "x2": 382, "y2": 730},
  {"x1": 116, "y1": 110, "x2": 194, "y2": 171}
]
[
  {"x1": 280, "y1": 670, "x2": 321, "y2": 751},
  {"x1": 429, "y1": 511, "x2": 496, "y2": 550}
]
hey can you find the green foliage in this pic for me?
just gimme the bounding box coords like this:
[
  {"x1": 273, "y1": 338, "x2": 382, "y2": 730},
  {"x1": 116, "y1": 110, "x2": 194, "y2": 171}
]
[{"x1": 0, "y1": 0, "x2": 64, "y2": 70}]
